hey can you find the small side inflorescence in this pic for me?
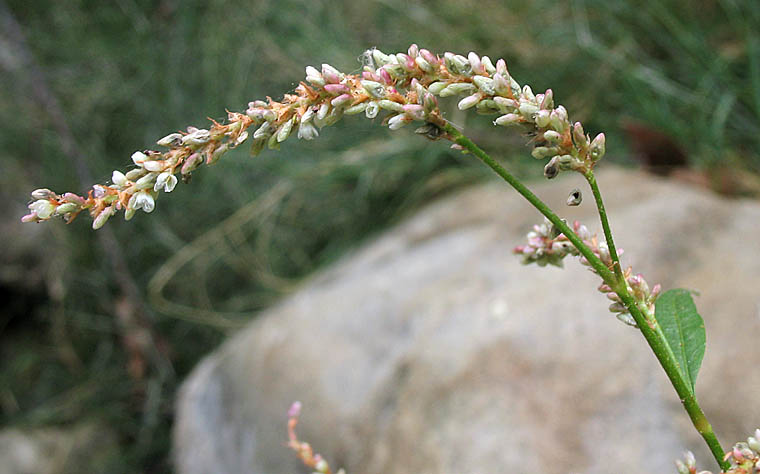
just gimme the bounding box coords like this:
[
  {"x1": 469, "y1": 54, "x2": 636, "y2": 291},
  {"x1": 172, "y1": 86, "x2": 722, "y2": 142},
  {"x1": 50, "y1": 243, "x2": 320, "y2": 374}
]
[
  {"x1": 287, "y1": 402, "x2": 345, "y2": 474},
  {"x1": 676, "y1": 429, "x2": 760, "y2": 474},
  {"x1": 23, "y1": 45, "x2": 605, "y2": 230},
  {"x1": 514, "y1": 218, "x2": 660, "y2": 326}
]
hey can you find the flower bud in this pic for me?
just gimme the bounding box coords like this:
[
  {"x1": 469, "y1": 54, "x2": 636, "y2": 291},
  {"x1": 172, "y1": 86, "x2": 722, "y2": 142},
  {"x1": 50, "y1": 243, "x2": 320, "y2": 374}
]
[
  {"x1": 131, "y1": 151, "x2": 148, "y2": 166},
  {"x1": 181, "y1": 152, "x2": 203, "y2": 175},
  {"x1": 387, "y1": 114, "x2": 411, "y2": 130},
  {"x1": 402, "y1": 104, "x2": 425, "y2": 121},
  {"x1": 125, "y1": 168, "x2": 146, "y2": 181},
  {"x1": 493, "y1": 96, "x2": 518, "y2": 112},
  {"x1": 414, "y1": 56, "x2": 434, "y2": 73},
  {"x1": 156, "y1": 133, "x2": 183, "y2": 147},
  {"x1": 31, "y1": 188, "x2": 55, "y2": 200},
  {"x1": 439, "y1": 83, "x2": 477, "y2": 97},
  {"x1": 481, "y1": 55, "x2": 496, "y2": 74},
  {"x1": 112, "y1": 170, "x2": 128, "y2": 187},
  {"x1": 518, "y1": 102, "x2": 539, "y2": 118},
  {"x1": 543, "y1": 130, "x2": 561, "y2": 143},
  {"x1": 496, "y1": 58, "x2": 508, "y2": 76},
  {"x1": 360, "y1": 80, "x2": 386, "y2": 99},
  {"x1": 330, "y1": 93, "x2": 352, "y2": 108},
  {"x1": 541, "y1": 89, "x2": 554, "y2": 109},
  {"x1": 321, "y1": 64, "x2": 342, "y2": 84},
  {"x1": 297, "y1": 121, "x2": 319, "y2": 140},
  {"x1": 378, "y1": 100, "x2": 404, "y2": 112},
  {"x1": 29, "y1": 199, "x2": 56, "y2": 219},
  {"x1": 419, "y1": 49, "x2": 439, "y2": 67},
  {"x1": 276, "y1": 117, "x2": 295, "y2": 143},
  {"x1": 616, "y1": 313, "x2": 637, "y2": 327},
  {"x1": 531, "y1": 146, "x2": 558, "y2": 160},
  {"x1": 345, "y1": 103, "x2": 368, "y2": 115},
  {"x1": 494, "y1": 114, "x2": 521, "y2": 126},
  {"x1": 427, "y1": 81, "x2": 448, "y2": 95},
  {"x1": 589, "y1": 133, "x2": 606, "y2": 161},
  {"x1": 135, "y1": 172, "x2": 157, "y2": 190},
  {"x1": 520, "y1": 84, "x2": 535, "y2": 101},
  {"x1": 54, "y1": 202, "x2": 79, "y2": 215},
  {"x1": 535, "y1": 109, "x2": 551, "y2": 128},
  {"x1": 182, "y1": 128, "x2": 211, "y2": 146},
  {"x1": 365, "y1": 101, "x2": 379, "y2": 119},
  {"x1": 492, "y1": 73, "x2": 511, "y2": 96},
  {"x1": 457, "y1": 93, "x2": 481, "y2": 110},
  {"x1": 472, "y1": 75, "x2": 495, "y2": 95},
  {"x1": 92, "y1": 205, "x2": 115, "y2": 230},
  {"x1": 544, "y1": 156, "x2": 560, "y2": 179},
  {"x1": 324, "y1": 83, "x2": 350, "y2": 95},
  {"x1": 468, "y1": 52, "x2": 484, "y2": 74}
]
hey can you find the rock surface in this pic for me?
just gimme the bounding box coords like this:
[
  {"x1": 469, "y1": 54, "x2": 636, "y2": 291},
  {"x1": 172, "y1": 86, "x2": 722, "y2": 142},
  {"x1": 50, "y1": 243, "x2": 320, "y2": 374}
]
[{"x1": 173, "y1": 167, "x2": 760, "y2": 474}]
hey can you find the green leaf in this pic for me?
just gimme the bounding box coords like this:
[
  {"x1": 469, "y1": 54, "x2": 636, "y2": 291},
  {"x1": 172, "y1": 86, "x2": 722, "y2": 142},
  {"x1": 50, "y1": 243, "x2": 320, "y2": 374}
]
[{"x1": 655, "y1": 289, "x2": 706, "y2": 393}]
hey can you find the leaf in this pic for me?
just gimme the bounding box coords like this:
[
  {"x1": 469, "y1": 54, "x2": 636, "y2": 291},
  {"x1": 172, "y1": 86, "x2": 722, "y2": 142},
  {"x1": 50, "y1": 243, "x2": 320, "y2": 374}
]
[{"x1": 655, "y1": 289, "x2": 706, "y2": 393}]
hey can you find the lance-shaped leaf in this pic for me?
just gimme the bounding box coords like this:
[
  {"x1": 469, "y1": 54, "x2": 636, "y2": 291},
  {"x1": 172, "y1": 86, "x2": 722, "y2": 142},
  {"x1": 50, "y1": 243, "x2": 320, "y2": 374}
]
[{"x1": 655, "y1": 289, "x2": 706, "y2": 393}]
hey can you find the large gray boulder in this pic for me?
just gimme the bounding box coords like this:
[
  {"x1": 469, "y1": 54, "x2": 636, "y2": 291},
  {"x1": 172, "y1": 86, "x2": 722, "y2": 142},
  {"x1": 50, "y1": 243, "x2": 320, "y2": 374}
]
[{"x1": 173, "y1": 167, "x2": 760, "y2": 474}]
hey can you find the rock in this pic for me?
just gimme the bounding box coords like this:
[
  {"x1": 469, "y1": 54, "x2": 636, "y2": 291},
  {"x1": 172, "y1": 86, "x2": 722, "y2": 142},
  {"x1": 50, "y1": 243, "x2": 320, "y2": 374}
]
[{"x1": 173, "y1": 167, "x2": 760, "y2": 474}]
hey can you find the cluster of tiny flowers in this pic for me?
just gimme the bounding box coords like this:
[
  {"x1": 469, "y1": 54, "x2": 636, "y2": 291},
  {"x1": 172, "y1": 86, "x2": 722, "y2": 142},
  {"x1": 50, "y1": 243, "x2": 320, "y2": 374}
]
[
  {"x1": 514, "y1": 218, "x2": 660, "y2": 326},
  {"x1": 676, "y1": 430, "x2": 760, "y2": 474},
  {"x1": 287, "y1": 402, "x2": 345, "y2": 474},
  {"x1": 22, "y1": 114, "x2": 252, "y2": 230},
  {"x1": 23, "y1": 44, "x2": 606, "y2": 230}
]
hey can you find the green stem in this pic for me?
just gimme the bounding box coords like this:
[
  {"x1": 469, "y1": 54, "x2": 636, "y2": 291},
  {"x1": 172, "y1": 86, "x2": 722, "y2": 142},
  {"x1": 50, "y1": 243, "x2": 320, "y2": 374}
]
[
  {"x1": 441, "y1": 123, "x2": 614, "y2": 285},
  {"x1": 584, "y1": 170, "x2": 625, "y2": 284},
  {"x1": 443, "y1": 123, "x2": 729, "y2": 471}
]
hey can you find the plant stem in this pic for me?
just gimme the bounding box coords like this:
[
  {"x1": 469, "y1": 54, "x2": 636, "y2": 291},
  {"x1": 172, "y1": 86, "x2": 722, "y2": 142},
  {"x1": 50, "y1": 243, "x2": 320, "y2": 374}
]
[
  {"x1": 584, "y1": 170, "x2": 626, "y2": 284},
  {"x1": 443, "y1": 123, "x2": 729, "y2": 471},
  {"x1": 441, "y1": 123, "x2": 615, "y2": 285}
]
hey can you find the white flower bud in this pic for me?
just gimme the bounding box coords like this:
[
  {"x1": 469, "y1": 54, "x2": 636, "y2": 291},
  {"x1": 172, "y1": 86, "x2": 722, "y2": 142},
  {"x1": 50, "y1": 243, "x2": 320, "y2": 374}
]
[
  {"x1": 543, "y1": 130, "x2": 562, "y2": 143},
  {"x1": 345, "y1": 103, "x2": 368, "y2": 115},
  {"x1": 481, "y1": 55, "x2": 496, "y2": 74},
  {"x1": 457, "y1": 93, "x2": 481, "y2": 110},
  {"x1": 54, "y1": 202, "x2": 79, "y2": 215},
  {"x1": 439, "y1": 82, "x2": 476, "y2": 97},
  {"x1": 276, "y1": 118, "x2": 295, "y2": 143},
  {"x1": 472, "y1": 75, "x2": 494, "y2": 94},
  {"x1": 518, "y1": 103, "x2": 539, "y2": 118},
  {"x1": 535, "y1": 109, "x2": 551, "y2": 128},
  {"x1": 427, "y1": 81, "x2": 448, "y2": 95},
  {"x1": 361, "y1": 80, "x2": 386, "y2": 99},
  {"x1": 156, "y1": 133, "x2": 183, "y2": 147},
  {"x1": 494, "y1": 114, "x2": 521, "y2": 126},
  {"x1": 92, "y1": 205, "x2": 115, "y2": 230},
  {"x1": 31, "y1": 188, "x2": 55, "y2": 200},
  {"x1": 142, "y1": 160, "x2": 164, "y2": 172},
  {"x1": 112, "y1": 170, "x2": 128, "y2": 187},
  {"x1": 181, "y1": 129, "x2": 211, "y2": 146},
  {"x1": 131, "y1": 151, "x2": 148, "y2": 166},
  {"x1": 378, "y1": 100, "x2": 404, "y2": 112},
  {"x1": 414, "y1": 56, "x2": 434, "y2": 73},
  {"x1": 135, "y1": 172, "x2": 157, "y2": 190},
  {"x1": 387, "y1": 114, "x2": 410, "y2": 130},
  {"x1": 29, "y1": 199, "x2": 55, "y2": 219},
  {"x1": 589, "y1": 133, "x2": 606, "y2": 161}
]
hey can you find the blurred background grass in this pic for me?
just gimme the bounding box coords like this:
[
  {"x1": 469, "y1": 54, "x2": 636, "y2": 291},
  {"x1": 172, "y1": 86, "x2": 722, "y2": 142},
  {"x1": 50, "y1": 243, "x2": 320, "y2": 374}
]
[{"x1": 0, "y1": 0, "x2": 758, "y2": 472}]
